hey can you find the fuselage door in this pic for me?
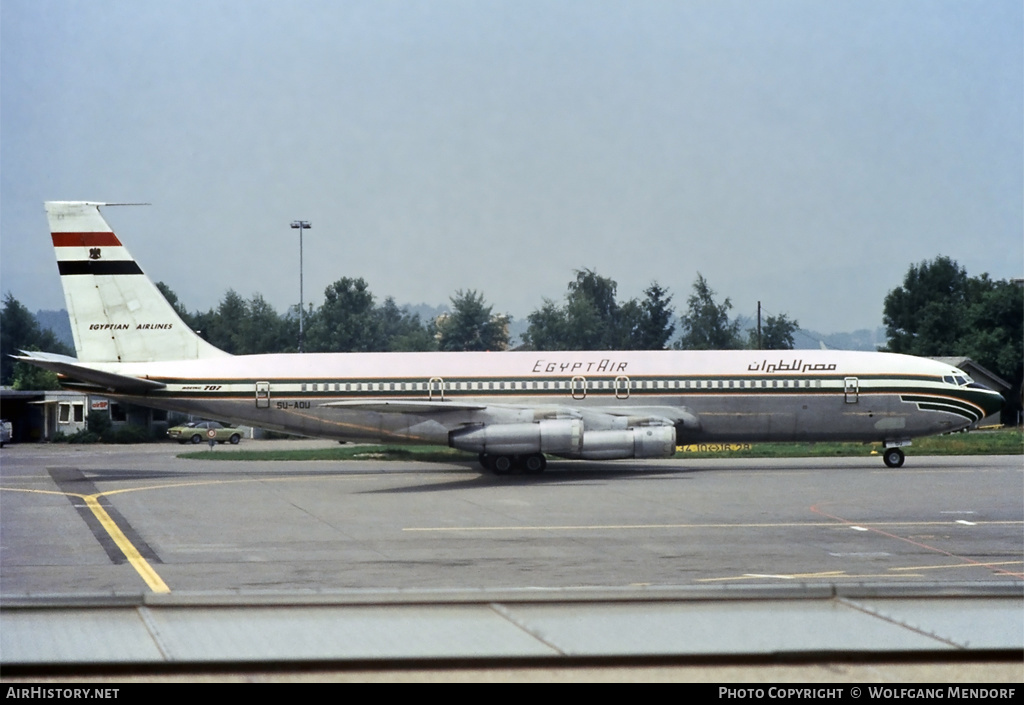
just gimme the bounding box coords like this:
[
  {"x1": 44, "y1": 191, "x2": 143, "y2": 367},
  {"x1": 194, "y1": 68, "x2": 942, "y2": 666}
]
[
  {"x1": 429, "y1": 377, "x2": 445, "y2": 402},
  {"x1": 844, "y1": 377, "x2": 859, "y2": 404},
  {"x1": 571, "y1": 375, "x2": 587, "y2": 400},
  {"x1": 615, "y1": 375, "x2": 630, "y2": 400},
  {"x1": 255, "y1": 381, "x2": 271, "y2": 408}
]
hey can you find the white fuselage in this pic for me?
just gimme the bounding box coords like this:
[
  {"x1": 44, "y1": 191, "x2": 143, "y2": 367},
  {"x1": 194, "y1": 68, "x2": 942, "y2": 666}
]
[{"x1": 77, "y1": 348, "x2": 999, "y2": 448}]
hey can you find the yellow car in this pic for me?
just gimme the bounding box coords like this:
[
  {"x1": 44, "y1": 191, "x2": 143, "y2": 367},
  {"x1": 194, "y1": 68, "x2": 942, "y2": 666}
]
[{"x1": 168, "y1": 421, "x2": 243, "y2": 445}]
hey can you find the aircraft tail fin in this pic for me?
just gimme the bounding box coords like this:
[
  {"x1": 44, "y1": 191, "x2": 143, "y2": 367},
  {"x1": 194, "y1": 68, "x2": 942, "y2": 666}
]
[{"x1": 45, "y1": 201, "x2": 229, "y2": 362}]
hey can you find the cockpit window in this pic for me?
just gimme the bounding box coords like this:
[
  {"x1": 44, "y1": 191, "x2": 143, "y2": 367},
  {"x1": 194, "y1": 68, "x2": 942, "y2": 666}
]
[{"x1": 944, "y1": 372, "x2": 974, "y2": 386}]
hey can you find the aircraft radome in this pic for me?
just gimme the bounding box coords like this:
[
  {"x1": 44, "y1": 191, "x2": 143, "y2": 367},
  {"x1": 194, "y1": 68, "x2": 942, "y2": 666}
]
[{"x1": 17, "y1": 202, "x2": 1005, "y2": 473}]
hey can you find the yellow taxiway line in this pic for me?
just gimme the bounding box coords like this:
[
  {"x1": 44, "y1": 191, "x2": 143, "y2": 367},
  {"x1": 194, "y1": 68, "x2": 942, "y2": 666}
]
[{"x1": 82, "y1": 494, "x2": 170, "y2": 594}]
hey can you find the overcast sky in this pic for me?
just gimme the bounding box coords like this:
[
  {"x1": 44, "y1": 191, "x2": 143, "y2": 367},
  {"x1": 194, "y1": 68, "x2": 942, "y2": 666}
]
[{"x1": 2, "y1": 0, "x2": 1021, "y2": 335}]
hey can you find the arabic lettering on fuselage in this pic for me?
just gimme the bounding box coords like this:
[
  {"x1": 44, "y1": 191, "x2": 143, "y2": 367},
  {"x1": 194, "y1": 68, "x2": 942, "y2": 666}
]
[{"x1": 748, "y1": 359, "x2": 837, "y2": 374}]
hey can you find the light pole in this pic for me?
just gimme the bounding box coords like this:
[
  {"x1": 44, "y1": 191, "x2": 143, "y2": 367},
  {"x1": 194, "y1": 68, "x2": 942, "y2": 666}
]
[{"x1": 290, "y1": 220, "x2": 311, "y2": 352}]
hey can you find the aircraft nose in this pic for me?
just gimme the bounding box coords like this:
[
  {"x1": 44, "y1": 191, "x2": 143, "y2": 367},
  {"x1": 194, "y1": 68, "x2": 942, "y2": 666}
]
[
  {"x1": 980, "y1": 389, "x2": 1005, "y2": 420},
  {"x1": 967, "y1": 384, "x2": 1005, "y2": 422}
]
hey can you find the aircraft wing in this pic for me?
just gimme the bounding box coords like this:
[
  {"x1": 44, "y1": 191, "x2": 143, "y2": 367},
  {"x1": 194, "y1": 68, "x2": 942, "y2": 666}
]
[
  {"x1": 13, "y1": 351, "x2": 167, "y2": 394},
  {"x1": 319, "y1": 398, "x2": 699, "y2": 434},
  {"x1": 319, "y1": 399, "x2": 489, "y2": 414}
]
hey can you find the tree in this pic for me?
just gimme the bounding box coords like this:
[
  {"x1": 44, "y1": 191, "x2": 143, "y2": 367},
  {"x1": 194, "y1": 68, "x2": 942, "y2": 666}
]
[
  {"x1": 883, "y1": 257, "x2": 1023, "y2": 421},
  {"x1": 523, "y1": 299, "x2": 572, "y2": 350},
  {"x1": 11, "y1": 362, "x2": 61, "y2": 391},
  {"x1": 155, "y1": 280, "x2": 434, "y2": 355},
  {"x1": 378, "y1": 297, "x2": 436, "y2": 352},
  {"x1": 749, "y1": 312, "x2": 800, "y2": 350},
  {"x1": 960, "y1": 277, "x2": 1023, "y2": 388},
  {"x1": 304, "y1": 277, "x2": 383, "y2": 352},
  {"x1": 524, "y1": 270, "x2": 673, "y2": 350},
  {"x1": 0, "y1": 292, "x2": 73, "y2": 385},
  {"x1": 883, "y1": 256, "x2": 970, "y2": 356},
  {"x1": 524, "y1": 270, "x2": 611, "y2": 350},
  {"x1": 882, "y1": 257, "x2": 1020, "y2": 366},
  {"x1": 561, "y1": 269, "x2": 626, "y2": 349},
  {"x1": 437, "y1": 290, "x2": 509, "y2": 351},
  {"x1": 206, "y1": 289, "x2": 248, "y2": 354},
  {"x1": 158, "y1": 281, "x2": 298, "y2": 354},
  {"x1": 631, "y1": 282, "x2": 676, "y2": 350},
  {"x1": 237, "y1": 294, "x2": 293, "y2": 354},
  {"x1": 156, "y1": 281, "x2": 194, "y2": 326},
  {"x1": 676, "y1": 274, "x2": 743, "y2": 350}
]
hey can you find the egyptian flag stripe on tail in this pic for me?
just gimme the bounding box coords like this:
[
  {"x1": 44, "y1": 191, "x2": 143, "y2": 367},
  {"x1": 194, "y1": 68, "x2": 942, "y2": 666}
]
[
  {"x1": 57, "y1": 260, "x2": 143, "y2": 276},
  {"x1": 52, "y1": 231, "x2": 142, "y2": 275},
  {"x1": 52, "y1": 232, "x2": 122, "y2": 247}
]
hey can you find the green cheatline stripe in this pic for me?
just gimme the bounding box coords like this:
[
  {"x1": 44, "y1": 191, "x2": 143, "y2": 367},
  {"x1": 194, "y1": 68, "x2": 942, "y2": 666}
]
[
  {"x1": 900, "y1": 393, "x2": 984, "y2": 413},
  {"x1": 901, "y1": 395, "x2": 983, "y2": 422},
  {"x1": 915, "y1": 403, "x2": 979, "y2": 422}
]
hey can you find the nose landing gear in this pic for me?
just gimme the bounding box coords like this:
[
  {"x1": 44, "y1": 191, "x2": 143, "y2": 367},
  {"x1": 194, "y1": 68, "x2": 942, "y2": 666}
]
[{"x1": 882, "y1": 446, "x2": 905, "y2": 468}]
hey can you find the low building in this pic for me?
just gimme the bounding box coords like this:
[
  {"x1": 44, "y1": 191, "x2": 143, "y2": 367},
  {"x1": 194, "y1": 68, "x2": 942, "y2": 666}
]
[{"x1": 0, "y1": 388, "x2": 167, "y2": 443}]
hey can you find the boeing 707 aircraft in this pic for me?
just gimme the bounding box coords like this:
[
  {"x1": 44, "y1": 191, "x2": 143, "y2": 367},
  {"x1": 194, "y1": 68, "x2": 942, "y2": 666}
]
[{"x1": 17, "y1": 202, "x2": 1005, "y2": 473}]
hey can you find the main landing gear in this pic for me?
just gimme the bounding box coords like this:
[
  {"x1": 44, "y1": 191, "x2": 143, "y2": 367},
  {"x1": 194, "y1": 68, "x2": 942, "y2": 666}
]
[
  {"x1": 479, "y1": 452, "x2": 547, "y2": 475},
  {"x1": 882, "y1": 447, "x2": 906, "y2": 468}
]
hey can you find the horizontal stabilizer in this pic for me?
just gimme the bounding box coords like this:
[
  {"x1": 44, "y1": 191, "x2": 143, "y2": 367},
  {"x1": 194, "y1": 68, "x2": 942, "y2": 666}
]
[{"x1": 14, "y1": 351, "x2": 166, "y2": 394}]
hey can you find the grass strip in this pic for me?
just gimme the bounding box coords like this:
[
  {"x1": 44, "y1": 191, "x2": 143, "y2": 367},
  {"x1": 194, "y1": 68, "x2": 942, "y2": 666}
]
[{"x1": 179, "y1": 428, "x2": 1022, "y2": 462}]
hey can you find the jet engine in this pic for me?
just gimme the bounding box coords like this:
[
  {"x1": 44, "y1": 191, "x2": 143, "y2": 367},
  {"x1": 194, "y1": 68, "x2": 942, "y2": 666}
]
[
  {"x1": 449, "y1": 419, "x2": 676, "y2": 461},
  {"x1": 567, "y1": 426, "x2": 677, "y2": 460},
  {"x1": 449, "y1": 419, "x2": 583, "y2": 456}
]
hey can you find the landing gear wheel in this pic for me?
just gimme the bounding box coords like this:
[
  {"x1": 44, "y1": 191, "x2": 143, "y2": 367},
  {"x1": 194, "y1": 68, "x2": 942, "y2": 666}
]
[
  {"x1": 523, "y1": 453, "x2": 547, "y2": 474},
  {"x1": 491, "y1": 455, "x2": 514, "y2": 475},
  {"x1": 883, "y1": 447, "x2": 905, "y2": 468}
]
